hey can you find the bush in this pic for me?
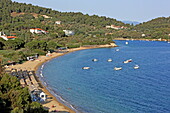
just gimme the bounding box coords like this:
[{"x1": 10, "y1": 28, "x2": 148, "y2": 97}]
[
  {"x1": 4, "y1": 38, "x2": 25, "y2": 50},
  {"x1": 32, "y1": 49, "x2": 46, "y2": 55},
  {"x1": 25, "y1": 40, "x2": 47, "y2": 51},
  {"x1": 67, "y1": 44, "x2": 81, "y2": 48},
  {"x1": 47, "y1": 41, "x2": 58, "y2": 49},
  {"x1": 0, "y1": 64, "x2": 48, "y2": 113}
]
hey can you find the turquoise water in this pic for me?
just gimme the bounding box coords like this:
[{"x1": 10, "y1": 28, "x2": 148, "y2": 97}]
[{"x1": 38, "y1": 40, "x2": 170, "y2": 113}]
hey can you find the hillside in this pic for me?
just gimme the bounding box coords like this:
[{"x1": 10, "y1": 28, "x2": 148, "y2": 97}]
[
  {"x1": 0, "y1": 0, "x2": 135, "y2": 64},
  {"x1": 136, "y1": 17, "x2": 170, "y2": 29},
  {"x1": 0, "y1": 0, "x2": 170, "y2": 64},
  {"x1": 135, "y1": 17, "x2": 170, "y2": 39},
  {"x1": 0, "y1": 0, "x2": 129, "y2": 32}
]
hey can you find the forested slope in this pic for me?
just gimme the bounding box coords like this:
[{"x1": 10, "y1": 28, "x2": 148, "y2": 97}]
[
  {"x1": 135, "y1": 17, "x2": 170, "y2": 39},
  {"x1": 0, "y1": 0, "x2": 169, "y2": 64}
]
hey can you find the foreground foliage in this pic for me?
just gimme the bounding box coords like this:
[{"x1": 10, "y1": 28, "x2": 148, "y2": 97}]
[{"x1": 0, "y1": 62, "x2": 48, "y2": 113}]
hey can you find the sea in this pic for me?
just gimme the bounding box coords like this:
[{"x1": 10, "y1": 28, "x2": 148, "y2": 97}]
[{"x1": 37, "y1": 40, "x2": 170, "y2": 113}]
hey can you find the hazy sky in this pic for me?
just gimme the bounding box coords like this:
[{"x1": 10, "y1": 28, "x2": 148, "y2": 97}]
[{"x1": 12, "y1": 0, "x2": 170, "y2": 22}]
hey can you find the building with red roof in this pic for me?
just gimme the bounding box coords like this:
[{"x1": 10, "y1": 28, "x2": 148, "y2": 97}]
[
  {"x1": 30, "y1": 28, "x2": 48, "y2": 34},
  {"x1": 0, "y1": 32, "x2": 17, "y2": 41}
]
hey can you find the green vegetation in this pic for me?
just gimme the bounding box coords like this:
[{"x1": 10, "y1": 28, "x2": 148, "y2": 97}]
[
  {"x1": 135, "y1": 17, "x2": 170, "y2": 39},
  {"x1": 0, "y1": 0, "x2": 169, "y2": 112},
  {"x1": 0, "y1": 61, "x2": 48, "y2": 113},
  {"x1": 0, "y1": 0, "x2": 169, "y2": 65},
  {"x1": 0, "y1": 0, "x2": 129, "y2": 64}
]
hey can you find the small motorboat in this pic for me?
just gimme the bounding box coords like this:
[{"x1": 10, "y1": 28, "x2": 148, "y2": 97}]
[
  {"x1": 114, "y1": 67, "x2": 122, "y2": 70},
  {"x1": 82, "y1": 67, "x2": 90, "y2": 70},
  {"x1": 92, "y1": 59, "x2": 98, "y2": 62},
  {"x1": 125, "y1": 42, "x2": 129, "y2": 45},
  {"x1": 123, "y1": 60, "x2": 129, "y2": 63},
  {"x1": 107, "y1": 58, "x2": 112, "y2": 62},
  {"x1": 116, "y1": 49, "x2": 119, "y2": 51},
  {"x1": 123, "y1": 59, "x2": 132, "y2": 63},
  {"x1": 40, "y1": 73, "x2": 44, "y2": 77},
  {"x1": 134, "y1": 65, "x2": 139, "y2": 69},
  {"x1": 127, "y1": 59, "x2": 132, "y2": 62}
]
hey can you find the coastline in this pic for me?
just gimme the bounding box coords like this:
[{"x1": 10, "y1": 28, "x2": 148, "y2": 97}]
[
  {"x1": 5, "y1": 44, "x2": 117, "y2": 113},
  {"x1": 114, "y1": 38, "x2": 168, "y2": 41}
]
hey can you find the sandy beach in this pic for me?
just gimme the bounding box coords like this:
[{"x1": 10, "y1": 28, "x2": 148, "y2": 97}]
[{"x1": 5, "y1": 44, "x2": 117, "y2": 113}]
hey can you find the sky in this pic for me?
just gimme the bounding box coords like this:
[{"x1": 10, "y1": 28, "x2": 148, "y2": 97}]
[{"x1": 12, "y1": 0, "x2": 170, "y2": 22}]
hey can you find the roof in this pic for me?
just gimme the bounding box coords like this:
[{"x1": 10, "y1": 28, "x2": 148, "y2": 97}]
[
  {"x1": 30, "y1": 28, "x2": 43, "y2": 30},
  {"x1": 7, "y1": 36, "x2": 17, "y2": 39},
  {"x1": 30, "y1": 28, "x2": 48, "y2": 32}
]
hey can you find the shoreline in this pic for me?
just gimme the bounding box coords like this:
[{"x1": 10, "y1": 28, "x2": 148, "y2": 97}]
[
  {"x1": 114, "y1": 38, "x2": 169, "y2": 41},
  {"x1": 5, "y1": 44, "x2": 117, "y2": 113}
]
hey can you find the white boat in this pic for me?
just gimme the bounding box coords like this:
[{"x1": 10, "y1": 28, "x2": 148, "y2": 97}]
[
  {"x1": 125, "y1": 42, "x2": 128, "y2": 45},
  {"x1": 114, "y1": 67, "x2": 122, "y2": 70},
  {"x1": 40, "y1": 73, "x2": 44, "y2": 77},
  {"x1": 134, "y1": 65, "x2": 139, "y2": 69},
  {"x1": 123, "y1": 59, "x2": 132, "y2": 63},
  {"x1": 92, "y1": 59, "x2": 98, "y2": 62},
  {"x1": 116, "y1": 49, "x2": 119, "y2": 51},
  {"x1": 82, "y1": 67, "x2": 90, "y2": 70},
  {"x1": 123, "y1": 60, "x2": 129, "y2": 63},
  {"x1": 107, "y1": 59, "x2": 112, "y2": 62}
]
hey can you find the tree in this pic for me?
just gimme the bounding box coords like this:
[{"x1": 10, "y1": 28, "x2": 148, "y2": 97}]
[
  {"x1": 57, "y1": 30, "x2": 65, "y2": 37},
  {"x1": 3, "y1": 38, "x2": 25, "y2": 50},
  {"x1": 29, "y1": 102, "x2": 48, "y2": 113},
  {"x1": 0, "y1": 59, "x2": 5, "y2": 75},
  {"x1": 38, "y1": 15, "x2": 44, "y2": 22},
  {"x1": 11, "y1": 107, "x2": 24, "y2": 113},
  {"x1": 47, "y1": 41, "x2": 58, "y2": 49},
  {"x1": 0, "y1": 41, "x2": 5, "y2": 50},
  {"x1": 25, "y1": 40, "x2": 39, "y2": 50},
  {"x1": 0, "y1": 61, "x2": 48, "y2": 112},
  {"x1": 25, "y1": 40, "x2": 47, "y2": 51}
]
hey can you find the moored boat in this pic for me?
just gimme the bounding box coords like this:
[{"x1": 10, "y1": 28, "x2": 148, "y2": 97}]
[
  {"x1": 123, "y1": 59, "x2": 132, "y2": 63},
  {"x1": 107, "y1": 58, "x2": 113, "y2": 62},
  {"x1": 123, "y1": 60, "x2": 129, "y2": 63},
  {"x1": 116, "y1": 49, "x2": 119, "y2": 51},
  {"x1": 134, "y1": 65, "x2": 139, "y2": 69},
  {"x1": 82, "y1": 67, "x2": 90, "y2": 70},
  {"x1": 92, "y1": 59, "x2": 98, "y2": 62},
  {"x1": 114, "y1": 67, "x2": 122, "y2": 70}
]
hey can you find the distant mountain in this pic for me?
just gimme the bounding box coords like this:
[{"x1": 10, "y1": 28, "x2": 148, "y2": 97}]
[{"x1": 122, "y1": 20, "x2": 140, "y2": 25}]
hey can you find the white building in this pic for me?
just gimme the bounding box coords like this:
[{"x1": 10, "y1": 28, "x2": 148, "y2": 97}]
[
  {"x1": 63, "y1": 30, "x2": 75, "y2": 36},
  {"x1": 106, "y1": 26, "x2": 111, "y2": 29},
  {"x1": 110, "y1": 25, "x2": 121, "y2": 30},
  {"x1": 30, "y1": 28, "x2": 48, "y2": 34},
  {"x1": 106, "y1": 25, "x2": 127, "y2": 30},
  {"x1": 142, "y1": 34, "x2": 146, "y2": 37},
  {"x1": 40, "y1": 92, "x2": 46, "y2": 101},
  {"x1": 0, "y1": 32, "x2": 5, "y2": 36},
  {"x1": 0, "y1": 32, "x2": 16, "y2": 41},
  {"x1": 55, "y1": 21, "x2": 61, "y2": 25}
]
